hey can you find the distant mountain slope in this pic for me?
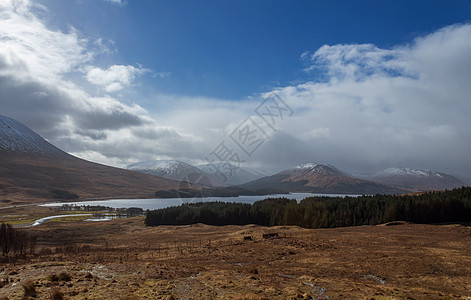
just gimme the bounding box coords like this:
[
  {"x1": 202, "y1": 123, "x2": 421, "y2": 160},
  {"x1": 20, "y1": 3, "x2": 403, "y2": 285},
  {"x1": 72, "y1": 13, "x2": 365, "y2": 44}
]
[
  {"x1": 197, "y1": 163, "x2": 265, "y2": 186},
  {"x1": 0, "y1": 115, "x2": 199, "y2": 206},
  {"x1": 127, "y1": 161, "x2": 267, "y2": 187},
  {"x1": 355, "y1": 167, "x2": 465, "y2": 192},
  {"x1": 127, "y1": 160, "x2": 212, "y2": 186},
  {"x1": 239, "y1": 163, "x2": 405, "y2": 195}
]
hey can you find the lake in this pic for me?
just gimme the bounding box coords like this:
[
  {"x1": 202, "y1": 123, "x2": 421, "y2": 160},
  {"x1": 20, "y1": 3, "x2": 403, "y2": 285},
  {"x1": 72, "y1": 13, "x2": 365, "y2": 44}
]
[{"x1": 41, "y1": 193, "x2": 359, "y2": 210}]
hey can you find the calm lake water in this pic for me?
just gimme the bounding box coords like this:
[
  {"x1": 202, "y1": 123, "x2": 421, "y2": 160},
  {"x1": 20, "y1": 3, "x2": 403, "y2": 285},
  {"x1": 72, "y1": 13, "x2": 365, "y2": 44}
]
[{"x1": 41, "y1": 193, "x2": 359, "y2": 210}]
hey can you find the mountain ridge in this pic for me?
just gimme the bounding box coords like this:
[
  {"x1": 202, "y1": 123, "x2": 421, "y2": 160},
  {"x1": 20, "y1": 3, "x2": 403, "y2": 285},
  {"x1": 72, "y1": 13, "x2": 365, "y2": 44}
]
[
  {"x1": 127, "y1": 160, "x2": 213, "y2": 186},
  {"x1": 1, "y1": 115, "x2": 466, "y2": 203},
  {"x1": 127, "y1": 160, "x2": 266, "y2": 187},
  {"x1": 0, "y1": 115, "x2": 65, "y2": 156},
  {"x1": 351, "y1": 167, "x2": 465, "y2": 192},
  {"x1": 239, "y1": 163, "x2": 406, "y2": 195}
]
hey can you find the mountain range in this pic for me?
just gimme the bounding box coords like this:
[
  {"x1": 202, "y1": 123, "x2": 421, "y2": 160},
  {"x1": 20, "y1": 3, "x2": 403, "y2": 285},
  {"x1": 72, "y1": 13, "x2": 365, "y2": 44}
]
[
  {"x1": 128, "y1": 158, "x2": 466, "y2": 195},
  {"x1": 128, "y1": 160, "x2": 214, "y2": 186},
  {"x1": 237, "y1": 163, "x2": 407, "y2": 195},
  {"x1": 0, "y1": 115, "x2": 467, "y2": 206},
  {"x1": 127, "y1": 161, "x2": 266, "y2": 187}
]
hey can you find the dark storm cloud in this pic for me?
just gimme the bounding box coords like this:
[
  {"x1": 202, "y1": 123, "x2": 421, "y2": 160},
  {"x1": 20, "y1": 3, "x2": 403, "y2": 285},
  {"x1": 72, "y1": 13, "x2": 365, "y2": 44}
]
[
  {"x1": 73, "y1": 109, "x2": 145, "y2": 131},
  {"x1": 0, "y1": 76, "x2": 70, "y2": 136}
]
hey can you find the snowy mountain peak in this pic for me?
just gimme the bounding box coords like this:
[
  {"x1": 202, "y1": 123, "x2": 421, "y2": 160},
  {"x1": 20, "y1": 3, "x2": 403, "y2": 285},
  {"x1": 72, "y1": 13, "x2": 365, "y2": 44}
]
[
  {"x1": 127, "y1": 160, "x2": 202, "y2": 176},
  {"x1": 286, "y1": 163, "x2": 341, "y2": 175},
  {"x1": 376, "y1": 167, "x2": 443, "y2": 178},
  {"x1": 0, "y1": 115, "x2": 63, "y2": 156}
]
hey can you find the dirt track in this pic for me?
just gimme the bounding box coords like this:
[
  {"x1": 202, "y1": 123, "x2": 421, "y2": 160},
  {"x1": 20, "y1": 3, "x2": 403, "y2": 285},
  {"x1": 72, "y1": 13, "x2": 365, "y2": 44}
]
[{"x1": 1, "y1": 218, "x2": 471, "y2": 299}]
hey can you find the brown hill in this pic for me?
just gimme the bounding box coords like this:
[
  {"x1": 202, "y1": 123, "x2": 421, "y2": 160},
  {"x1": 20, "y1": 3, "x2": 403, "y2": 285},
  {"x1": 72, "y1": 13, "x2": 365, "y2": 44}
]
[
  {"x1": 240, "y1": 163, "x2": 405, "y2": 195},
  {"x1": 0, "y1": 115, "x2": 199, "y2": 206},
  {"x1": 0, "y1": 153, "x2": 195, "y2": 206}
]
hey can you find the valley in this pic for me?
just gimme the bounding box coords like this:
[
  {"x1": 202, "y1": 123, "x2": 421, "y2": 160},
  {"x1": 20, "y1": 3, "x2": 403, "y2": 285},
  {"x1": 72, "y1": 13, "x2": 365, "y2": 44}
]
[
  {"x1": 1, "y1": 116, "x2": 471, "y2": 299},
  {"x1": 1, "y1": 115, "x2": 466, "y2": 209}
]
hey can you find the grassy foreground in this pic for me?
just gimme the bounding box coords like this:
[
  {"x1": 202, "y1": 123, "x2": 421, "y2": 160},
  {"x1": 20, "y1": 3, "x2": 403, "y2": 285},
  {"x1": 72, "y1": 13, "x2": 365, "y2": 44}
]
[{"x1": 0, "y1": 215, "x2": 470, "y2": 299}]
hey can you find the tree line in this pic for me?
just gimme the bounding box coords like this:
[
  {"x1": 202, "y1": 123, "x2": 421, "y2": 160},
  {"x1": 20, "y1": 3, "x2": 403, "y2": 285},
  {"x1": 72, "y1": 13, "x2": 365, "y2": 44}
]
[
  {"x1": 145, "y1": 187, "x2": 471, "y2": 228},
  {"x1": 0, "y1": 223, "x2": 36, "y2": 257}
]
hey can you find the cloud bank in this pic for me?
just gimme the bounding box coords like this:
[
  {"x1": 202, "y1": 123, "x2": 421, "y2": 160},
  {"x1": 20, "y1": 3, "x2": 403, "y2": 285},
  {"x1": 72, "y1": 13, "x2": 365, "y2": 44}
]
[
  {"x1": 267, "y1": 23, "x2": 471, "y2": 175},
  {"x1": 1, "y1": 1, "x2": 470, "y2": 177}
]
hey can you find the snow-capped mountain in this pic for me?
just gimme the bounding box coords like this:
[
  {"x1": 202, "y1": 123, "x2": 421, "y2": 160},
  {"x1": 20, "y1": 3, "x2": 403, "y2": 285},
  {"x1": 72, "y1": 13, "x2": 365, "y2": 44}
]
[
  {"x1": 352, "y1": 167, "x2": 465, "y2": 192},
  {"x1": 240, "y1": 162, "x2": 404, "y2": 195},
  {"x1": 281, "y1": 163, "x2": 342, "y2": 176},
  {"x1": 128, "y1": 160, "x2": 201, "y2": 178},
  {"x1": 197, "y1": 163, "x2": 266, "y2": 186},
  {"x1": 127, "y1": 160, "x2": 213, "y2": 186},
  {"x1": 0, "y1": 115, "x2": 64, "y2": 156}
]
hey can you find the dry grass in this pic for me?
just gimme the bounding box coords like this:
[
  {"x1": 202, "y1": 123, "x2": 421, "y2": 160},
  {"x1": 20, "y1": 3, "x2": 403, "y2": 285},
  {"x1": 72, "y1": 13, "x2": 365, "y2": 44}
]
[
  {"x1": 46, "y1": 274, "x2": 59, "y2": 282},
  {"x1": 49, "y1": 288, "x2": 64, "y2": 300},
  {"x1": 58, "y1": 272, "x2": 71, "y2": 282},
  {"x1": 21, "y1": 279, "x2": 36, "y2": 299},
  {"x1": 0, "y1": 216, "x2": 470, "y2": 299}
]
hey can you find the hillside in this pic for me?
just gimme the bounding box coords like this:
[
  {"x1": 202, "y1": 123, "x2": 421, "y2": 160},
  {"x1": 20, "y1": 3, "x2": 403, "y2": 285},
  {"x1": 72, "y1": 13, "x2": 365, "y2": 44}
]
[{"x1": 0, "y1": 115, "x2": 199, "y2": 206}]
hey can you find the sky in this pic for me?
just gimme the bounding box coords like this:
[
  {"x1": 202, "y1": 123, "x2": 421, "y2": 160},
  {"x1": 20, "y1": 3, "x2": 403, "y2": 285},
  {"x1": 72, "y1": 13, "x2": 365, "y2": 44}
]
[{"x1": 1, "y1": 0, "x2": 471, "y2": 177}]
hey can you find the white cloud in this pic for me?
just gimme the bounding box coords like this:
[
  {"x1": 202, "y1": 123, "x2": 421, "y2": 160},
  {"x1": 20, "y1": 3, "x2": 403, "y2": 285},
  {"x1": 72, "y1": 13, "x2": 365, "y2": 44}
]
[
  {"x1": 0, "y1": 0, "x2": 183, "y2": 167},
  {"x1": 0, "y1": 1, "x2": 91, "y2": 82},
  {"x1": 103, "y1": 0, "x2": 124, "y2": 5},
  {"x1": 1, "y1": 0, "x2": 470, "y2": 177},
  {"x1": 94, "y1": 38, "x2": 117, "y2": 55},
  {"x1": 154, "y1": 72, "x2": 171, "y2": 78},
  {"x1": 267, "y1": 23, "x2": 471, "y2": 175},
  {"x1": 85, "y1": 65, "x2": 149, "y2": 93}
]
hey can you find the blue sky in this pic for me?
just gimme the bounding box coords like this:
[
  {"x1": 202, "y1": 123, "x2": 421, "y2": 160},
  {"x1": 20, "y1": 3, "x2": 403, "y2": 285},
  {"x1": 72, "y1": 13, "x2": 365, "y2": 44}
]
[
  {"x1": 38, "y1": 0, "x2": 471, "y2": 99},
  {"x1": 1, "y1": 0, "x2": 471, "y2": 177}
]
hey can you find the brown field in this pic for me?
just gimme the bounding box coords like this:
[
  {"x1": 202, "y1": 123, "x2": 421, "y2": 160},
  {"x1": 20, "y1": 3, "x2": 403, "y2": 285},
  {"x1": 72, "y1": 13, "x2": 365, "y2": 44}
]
[{"x1": 1, "y1": 212, "x2": 471, "y2": 300}]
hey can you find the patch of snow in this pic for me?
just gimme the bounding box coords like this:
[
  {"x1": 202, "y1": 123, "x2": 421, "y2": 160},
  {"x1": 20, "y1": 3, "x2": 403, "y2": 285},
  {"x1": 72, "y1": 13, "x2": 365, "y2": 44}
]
[
  {"x1": 127, "y1": 160, "x2": 204, "y2": 176},
  {"x1": 288, "y1": 163, "x2": 340, "y2": 175},
  {"x1": 0, "y1": 115, "x2": 63, "y2": 155},
  {"x1": 375, "y1": 167, "x2": 443, "y2": 178}
]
